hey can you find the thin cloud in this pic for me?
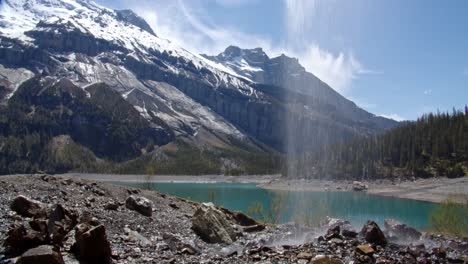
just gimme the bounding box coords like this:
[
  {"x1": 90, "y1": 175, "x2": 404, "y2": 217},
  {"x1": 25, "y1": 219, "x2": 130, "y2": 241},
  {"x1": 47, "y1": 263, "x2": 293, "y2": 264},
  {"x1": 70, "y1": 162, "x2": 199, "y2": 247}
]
[
  {"x1": 214, "y1": 0, "x2": 259, "y2": 7},
  {"x1": 125, "y1": 0, "x2": 377, "y2": 95},
  {"x1": 423, "y1": 89, "x2": 432, "y2": 95},
  {"x1": 379, "y1": 113, "x2": 405, "y2": 122},
  {"x1": 283, "y1": 0, "x2": 379, "y2": 94},
  {"x1": 464, "y1": 68, "x2": 468, "y2": 76}
]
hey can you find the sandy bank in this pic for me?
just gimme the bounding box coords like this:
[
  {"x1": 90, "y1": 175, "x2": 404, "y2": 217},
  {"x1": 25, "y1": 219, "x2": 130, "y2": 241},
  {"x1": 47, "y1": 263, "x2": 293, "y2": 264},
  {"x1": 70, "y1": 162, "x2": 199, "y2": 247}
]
[
  {"x1": 61, "y1": 173, "x2": 281, "y2": 184},
  {"x1": 259, "y1": 177, "x2": 468, "y2": 204},
  {"x1": 63, "y1": 173, "x2": 467, "y2": 204}
]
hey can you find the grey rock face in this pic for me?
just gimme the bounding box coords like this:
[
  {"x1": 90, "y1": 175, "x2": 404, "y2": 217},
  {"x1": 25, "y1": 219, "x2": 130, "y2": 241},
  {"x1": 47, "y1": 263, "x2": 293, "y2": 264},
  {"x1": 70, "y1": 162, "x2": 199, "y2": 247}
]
[
  {"x1": 191, "y1": 203, "x2": 237, "y2": 244},
  {"x1": 125, "y1": 195, "x2": 153, "y2": 217},
  {"x1": 16, "y1": 245, "x2": 64, "y2": 264}
]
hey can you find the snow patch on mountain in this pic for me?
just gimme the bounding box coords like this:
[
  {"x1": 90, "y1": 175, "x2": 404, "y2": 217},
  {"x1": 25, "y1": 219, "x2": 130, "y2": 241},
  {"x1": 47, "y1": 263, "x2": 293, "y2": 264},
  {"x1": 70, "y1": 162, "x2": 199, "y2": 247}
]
[
  {"x1": 0, "y1": 0, "x2": 253, "y2": 87},
  {"x1": 0, "y1": 65, "x2": 35, "y2": 99}
]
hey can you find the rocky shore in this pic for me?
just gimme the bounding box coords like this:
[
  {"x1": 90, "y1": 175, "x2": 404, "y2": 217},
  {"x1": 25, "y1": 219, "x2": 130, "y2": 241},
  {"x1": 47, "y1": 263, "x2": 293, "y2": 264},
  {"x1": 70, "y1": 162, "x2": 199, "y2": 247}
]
[{"x1": 0, "y1": 174, "x2": 466, "y2": 263}]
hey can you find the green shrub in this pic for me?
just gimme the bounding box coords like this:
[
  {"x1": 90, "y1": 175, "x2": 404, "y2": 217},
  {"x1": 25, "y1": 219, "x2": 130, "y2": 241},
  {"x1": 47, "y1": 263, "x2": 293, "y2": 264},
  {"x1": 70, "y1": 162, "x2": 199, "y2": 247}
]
[{"x1": 429, "y1": 198, "x2": 468, "y2": 238}]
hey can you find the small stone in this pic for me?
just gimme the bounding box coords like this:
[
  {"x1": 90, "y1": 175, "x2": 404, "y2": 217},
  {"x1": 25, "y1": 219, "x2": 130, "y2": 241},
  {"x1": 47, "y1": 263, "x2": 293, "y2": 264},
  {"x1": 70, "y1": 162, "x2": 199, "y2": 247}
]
[
  {"x1": 124, "y1": 227, "x2": 152, "y2": 247},
  {"x1": 356, "y1": 244, "x2": 375, "y2": 256},
  {"x1": 104, "y1": 200, "x2": 119, "y2": 211},
  {"x1": 243, "y1": 224, "x2": 266, "y2": 233},
  {"x1": 297, "y1": 252, "x2": 313, "y2": 260},
  {"x1": 310, "y1": 255, "x2": 343, "y2": 264},
  {"x1": 181, "y1": 247, "x2": 196, "y2": 255}
]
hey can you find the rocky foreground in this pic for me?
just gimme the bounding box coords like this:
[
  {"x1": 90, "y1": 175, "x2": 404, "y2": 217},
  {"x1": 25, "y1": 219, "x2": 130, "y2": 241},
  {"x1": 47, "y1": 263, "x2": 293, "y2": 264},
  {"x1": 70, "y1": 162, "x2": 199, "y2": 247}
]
[{"x1": 0, "y1": 175, "x2": 466, "y2": 264}]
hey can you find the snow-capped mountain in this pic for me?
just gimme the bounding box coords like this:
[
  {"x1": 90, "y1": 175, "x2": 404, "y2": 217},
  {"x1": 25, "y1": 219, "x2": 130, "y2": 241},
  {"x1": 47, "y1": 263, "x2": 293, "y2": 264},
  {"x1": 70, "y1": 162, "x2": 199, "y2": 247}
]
[
  {"x1": 204, "y1": 46, "x2": 396, "y2": 128},
  {"x1": 0, "y1": 0, "x2": 255, "y2": 139},
  {"x1": 0, "y1": 0, "x2": 396, "y2": 158}
]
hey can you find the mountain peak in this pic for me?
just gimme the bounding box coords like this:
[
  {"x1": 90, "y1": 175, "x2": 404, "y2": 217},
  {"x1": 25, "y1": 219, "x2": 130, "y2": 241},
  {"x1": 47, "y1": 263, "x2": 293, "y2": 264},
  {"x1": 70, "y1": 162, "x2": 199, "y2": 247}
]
[
  {"x1": 115, "y1": 9, "x2": 157, "y2": 37},
  {"x1": 219, "y1": 46, "x2": 269, "y2": 60}
]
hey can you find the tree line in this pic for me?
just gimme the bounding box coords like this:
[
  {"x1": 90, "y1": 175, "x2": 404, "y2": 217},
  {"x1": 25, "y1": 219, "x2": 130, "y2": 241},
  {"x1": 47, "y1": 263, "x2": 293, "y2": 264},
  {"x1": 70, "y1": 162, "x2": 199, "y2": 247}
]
[{"x1": 288, "y1": 107, "x2": 468, "y2": 180}]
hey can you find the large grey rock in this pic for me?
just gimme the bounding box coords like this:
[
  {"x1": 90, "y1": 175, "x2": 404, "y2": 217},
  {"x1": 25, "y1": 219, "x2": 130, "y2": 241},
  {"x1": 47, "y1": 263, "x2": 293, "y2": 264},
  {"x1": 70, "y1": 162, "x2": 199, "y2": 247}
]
[
  {"x1": 16, "y1": 245, "x2": 64, "y2": 264},
  {"x1": 10, "y1": 195, "x2": 47, "y2": 218},
  {"x1": 191, "y1": 203, "x2": 237, "y2": 244},
  {"x1": 360, "y1": 220, "x2": 387, "y2": 246},
  {"x1": 72, "y1": 223, "x2": 112, "y2": 263},
  {"x1": 125, "y1": 195, "x2": 153, "y2": 217},
  {"x1": 384, "y1": 219, "x2": 422, "y2": 242}
]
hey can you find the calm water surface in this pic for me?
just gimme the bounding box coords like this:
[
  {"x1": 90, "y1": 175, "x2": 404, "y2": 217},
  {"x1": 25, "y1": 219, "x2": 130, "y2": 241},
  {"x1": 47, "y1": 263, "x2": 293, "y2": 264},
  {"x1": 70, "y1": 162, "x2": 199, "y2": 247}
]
[{"x1": 115, "y1": 182, "x2": 439, "y2": 230}]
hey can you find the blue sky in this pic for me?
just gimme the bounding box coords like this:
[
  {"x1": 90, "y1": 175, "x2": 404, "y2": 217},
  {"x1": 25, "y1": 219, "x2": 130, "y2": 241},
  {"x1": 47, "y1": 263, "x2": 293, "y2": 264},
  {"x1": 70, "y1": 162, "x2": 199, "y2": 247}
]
[{"x1": 97, "y1": 0, "x2": 468, "y2": 121}]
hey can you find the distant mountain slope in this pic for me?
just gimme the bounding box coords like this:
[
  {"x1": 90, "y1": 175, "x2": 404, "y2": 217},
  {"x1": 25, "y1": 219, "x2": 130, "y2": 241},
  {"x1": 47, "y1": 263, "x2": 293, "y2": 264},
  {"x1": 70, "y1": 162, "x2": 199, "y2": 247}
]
[
  {"x1": 0, "y1": 0, "x2": 398, "y2": 174},
  {"x1": 204, "y1": 46, "x2": 396, "y2": 131}
]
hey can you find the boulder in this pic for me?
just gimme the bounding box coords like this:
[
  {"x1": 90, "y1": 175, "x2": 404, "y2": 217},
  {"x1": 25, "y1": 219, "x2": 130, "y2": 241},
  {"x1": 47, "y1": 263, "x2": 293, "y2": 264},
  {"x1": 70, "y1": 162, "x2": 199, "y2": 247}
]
[
  {"x1": 162, "y1": 233, "x2": 201, "y2": 255},
  {"x1": 341, "y1": 224, "x2": 358, "y2": 238},
  {"x1": 325, "y1": 225, "x2": 342, "y2": 240},
  {"x1": 352, "y1": 181, "x2": 368, "y2": 191},
  {"x1": 220, "y1": 208, "x2": 259, "y2": 226},
  {"x1": 104, "y1": 200, "x2": 119, "y2": 210},
  {"x1": 16, "y1": 245, "x2": 64, "y2": 264},
  {"x1": 29, "y1": 219, "x2": 48, "y2": 234},
  {"x1": 384, "y1": 219, "x2": 422, "y2": 241},
  {"x1": 361, "y1": 221, "x2": 387, "y2": 246},
  {"x1": 72, "y1": 224, "x2": 112, "y2": 263},
  {"x1": 323, "y1": 217, "x2": 357, "y2": 238},
  {"x1": 191, "y1": 203, "x2": 237, "y2": 244},
  {"x1": 3, "y1": 224, "x2": 47, "y2": 257},
  {"x1": 10, "y1": 195, "x2": 47, "y2": 218},
  {"x1": 47, "y1": 204, "x2": 78, "y2": 245},
  {"x1": 125, "y1": 195, "x2": 153, "y2": 217}
]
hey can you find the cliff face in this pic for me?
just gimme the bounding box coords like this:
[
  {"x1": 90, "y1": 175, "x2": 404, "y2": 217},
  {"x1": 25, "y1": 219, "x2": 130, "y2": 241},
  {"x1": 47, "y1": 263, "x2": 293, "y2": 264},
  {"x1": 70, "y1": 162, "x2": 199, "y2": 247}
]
[{"x1": 0, "y1": 0, "x2": 396, "y2": 167}]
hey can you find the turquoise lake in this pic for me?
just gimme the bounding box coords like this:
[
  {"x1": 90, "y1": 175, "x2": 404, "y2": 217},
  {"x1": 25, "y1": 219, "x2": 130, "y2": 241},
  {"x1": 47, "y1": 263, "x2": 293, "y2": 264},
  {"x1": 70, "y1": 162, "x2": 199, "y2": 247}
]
[{"x1": 115, "y1": 182, "x2": 440, "y2": 230}]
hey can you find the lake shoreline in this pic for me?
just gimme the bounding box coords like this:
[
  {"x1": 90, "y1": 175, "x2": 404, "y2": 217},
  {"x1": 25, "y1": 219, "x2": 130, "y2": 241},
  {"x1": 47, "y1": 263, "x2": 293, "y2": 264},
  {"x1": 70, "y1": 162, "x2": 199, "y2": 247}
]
[{"x1": 61, "y1": 173, "x2": 467, "y2": 204}]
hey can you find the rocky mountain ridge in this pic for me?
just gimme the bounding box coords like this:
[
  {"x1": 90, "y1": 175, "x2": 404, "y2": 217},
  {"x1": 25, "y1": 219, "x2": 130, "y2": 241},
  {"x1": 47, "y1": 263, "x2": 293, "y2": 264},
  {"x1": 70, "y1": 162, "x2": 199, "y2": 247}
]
[{"x1": 0, "y1": 0, "x2": 397, "y2": 174}]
